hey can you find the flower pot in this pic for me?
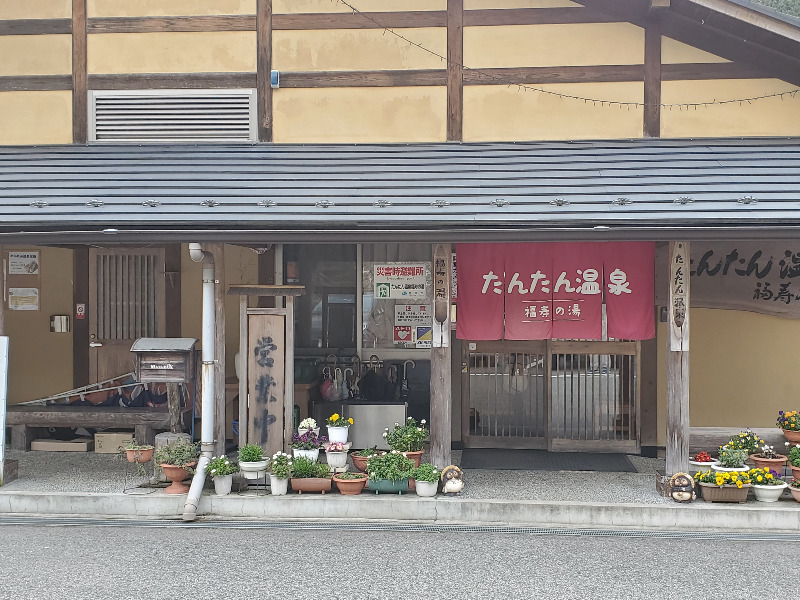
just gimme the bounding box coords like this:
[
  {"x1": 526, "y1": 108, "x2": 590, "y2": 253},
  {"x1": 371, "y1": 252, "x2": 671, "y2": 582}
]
[
  {"x1": 161, "y1": 463, "x2": 192, "y2": 495},
  {"x1": 789, "y1": 487, "x2": 800, "y2": 502},
  {"x1": 325, "y1": 451, "x2": 348, "y2": 469},
  {"x1": 711, "y1": 463, "x2": 749, "y2": 473},
  {"x1": 370, "y1": 478, "x2": 409, "y2": 495},
  {"x1": 783, "y1": 430, "x2": 800, "y2": 443},
  {"x1": 688, "y1": 460, "x2": 716, "y2": 475},
  {"x1": 213, "y1": 474, "x2": 233, "y2": 496},
  {"x1": 402, "y1": 450, "x2": 424, "y2": 468},
  {"x1": 270, "y1": 475, "x2": 289, "y2": 495},
  {"x1": 126, "y1": 448, "x2": 153, "y2": 463},
  {"x1": 750, "y1": 454, "x2": 787, "y2": 473},
  {"x1": 239, "y1": 460, "x2": 268, "y2": 480},
  {"x1": 293, "y1": 448, "x2": 319, "y2": 462},
  {"x1": 333, "y1": 474, "x2": 368, "y2": 495},
  {"x1": 352, "y1": 453, "x2": 380, "y2": 473},
  {"x1": 298, "y1": 427, "x2": 320, "y2": 437},
  {"x1": 791, "y1": 465, "x2": 800, "y2": 481},
  {"x1": 697, "y1": 482, "x2": 751, "y2": 503},
  {"x1": 290, "y1": 477, "x2": 332, "y2": 494},
  {"x1": 327, "y1": 426, "x2": 349, "y2": 444},
  {"x1": 415, "y1": 480, "x2": 438, "y2": 497},
  {"x1": 753, "y1": 482, "x2": 787, "y2": 502}
]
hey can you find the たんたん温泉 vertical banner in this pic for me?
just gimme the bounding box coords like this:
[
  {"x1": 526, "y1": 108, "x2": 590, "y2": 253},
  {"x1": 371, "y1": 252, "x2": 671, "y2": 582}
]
[
  {"x1": 604, "y1": 242, "x2": 655, "y2": 340},
  {"x1": 455, "y1": 243, "x2": 505, "y2": 340}
]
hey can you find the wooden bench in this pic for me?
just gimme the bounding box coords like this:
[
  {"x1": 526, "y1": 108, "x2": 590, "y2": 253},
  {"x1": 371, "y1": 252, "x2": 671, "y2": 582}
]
[{"x1": 6, "y1": 405, "x2": 191, "y2": 451}]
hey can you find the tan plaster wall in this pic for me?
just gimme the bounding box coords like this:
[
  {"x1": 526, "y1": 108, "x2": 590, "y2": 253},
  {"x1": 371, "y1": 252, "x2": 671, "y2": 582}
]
[
  {"x1": 0, "y1": 92, "x2": 72, "y2": 145},
  {"x1": 274, "y1": 87, "x2": 447, "y2": 143},
  {"x1": 274, "y1": 29, "x2": 446, "y2": 72},
  {"x1": 662, "y1": 79, "x2": 800, "y2": 137},
  {"x1": 464, "y1": 83, "x2": 642, "y2": 141},
  {"x1": 88, "y1": 32, "x2": 256, "y2": 74},
  {"x1": 464, "y1": 23, "x2": 643, "y2": 67},
  {"x1": 274, "y1": 0, "x2": 444, "y2": 13},
  {"x1": 6, "y1": 247, "x2": 74, "y2": 404},
  {"x1": 0, "y1": 0, "x2": 71, "y2": 19},
  {"x1": 656, "y1": 309, "x2": 800, "y2": 446},
  {"x1": 0, "y1": 36, "x2": 72, "y2": 76},
  {"x1": 661, "y1": 37, "x2": 728, "y2": 64},
  {"x1": 88, "y1": 0, "x2": 255, "y2": 17}
]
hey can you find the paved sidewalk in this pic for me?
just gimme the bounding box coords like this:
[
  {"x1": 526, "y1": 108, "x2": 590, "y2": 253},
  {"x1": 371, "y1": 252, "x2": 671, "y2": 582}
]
[{"x1": 2, "y1": 449, "x2": 800, "y2": 532}]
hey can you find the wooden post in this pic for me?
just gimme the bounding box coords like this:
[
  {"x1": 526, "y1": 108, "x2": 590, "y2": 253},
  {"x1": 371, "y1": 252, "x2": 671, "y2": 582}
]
[
  {"x1": 666, "y1": 241, "x2": 690, "y2": 475},
  {"x1": 167, "y1": 382, "x2": 181, "y2": 433},
  {"x1": 430, "y1": 244, "x2": 452, "y2": 469},
  {"x1": 238, "y1": 294, "x2": 248, "y2": 448},
  {"x1": 208, "y1": 243, "x2": 226, "y2": 457}
]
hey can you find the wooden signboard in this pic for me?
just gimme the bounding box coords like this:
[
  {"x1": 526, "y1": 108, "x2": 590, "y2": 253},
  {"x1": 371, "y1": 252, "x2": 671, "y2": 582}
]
[{"x1": 247, "y1": 313, "x2": 286, "y2": 458}]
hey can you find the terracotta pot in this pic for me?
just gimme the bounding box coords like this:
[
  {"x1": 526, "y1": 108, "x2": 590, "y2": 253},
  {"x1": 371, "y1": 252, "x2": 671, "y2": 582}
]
[
  {"x1": 402, "y1": 450, "x2": 424, "y2": 468},
  {"x1": 290, "y1": 477, "x2": 332, "y2": 494},
  {"x1": 161, "y1": 463, "x2": 192, "y2": 495},
  {"x1": 789, "y1": 486, "x2": 800, "y2": 502},
  {"x1": 370, "y1": 478, "x2": 409, "y2": 495},
  {"x1": 333, "y1": 474, "x2": 368, "y2": 495},
  {"x1": 351, "y1": 453, "x2": 381, "y2": 473},
  {"x1": 791, "y1": 465, "x2": 800, "y2": 481},
  {"x1": 750, "y1": 454, "x2": 787, "y2": 474},
  {"x1": 697, "y1": 482, "x2": 750, "y2": 503},
  {"x1": 126, "y1": 448, "x2": 153, "y2": 463},
  {"x1": 783, "y1": 430, "x2": 800, "y2": 443}
]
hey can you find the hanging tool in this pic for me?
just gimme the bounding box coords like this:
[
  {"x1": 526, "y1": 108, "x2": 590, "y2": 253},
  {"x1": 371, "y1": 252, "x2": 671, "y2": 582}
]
[{"x1": 400, "y1": 359, "x2": 415, "y2": 401}]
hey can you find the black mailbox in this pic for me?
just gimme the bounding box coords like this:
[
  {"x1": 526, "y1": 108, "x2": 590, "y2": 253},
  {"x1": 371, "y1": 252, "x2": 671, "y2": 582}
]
[{"x1": 130, "y1": 337, "x2": 197, "y2": 383}]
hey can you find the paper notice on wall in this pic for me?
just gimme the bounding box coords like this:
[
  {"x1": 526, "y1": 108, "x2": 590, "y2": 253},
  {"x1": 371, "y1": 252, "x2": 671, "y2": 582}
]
[
  {"x1": 374, "y1": 263, "x2": 427, "y2": 299},
  {"x1": 394, "y1": 304, "x2": 432, "y2": 347},
  {"x1": 9, "y1": 287, "x2": 39, "y2": 310},
  {"x1": 8, "y1": 252, "x2": 39, "y2": 275}
]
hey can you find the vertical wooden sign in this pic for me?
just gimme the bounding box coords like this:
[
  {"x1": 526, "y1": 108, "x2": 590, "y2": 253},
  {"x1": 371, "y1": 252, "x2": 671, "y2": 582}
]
[
  {"x1": 248, "y1": 313, "x2": 285, "y2": 458},
  {"x1": 430, "y1": 243, "x2": 452, "y2": 470},
  {"x1": 669, "y1": 242, "x2": 689, "y2": 351},
  {"x1": 432, "y1": 244, "x2": 451, "y2": 348}
]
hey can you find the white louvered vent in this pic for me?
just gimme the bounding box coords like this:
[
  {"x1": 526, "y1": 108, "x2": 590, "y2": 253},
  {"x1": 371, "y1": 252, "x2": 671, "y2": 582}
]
[{"x1": 89, "y1": 89, "x2": 256, "y2": 143}]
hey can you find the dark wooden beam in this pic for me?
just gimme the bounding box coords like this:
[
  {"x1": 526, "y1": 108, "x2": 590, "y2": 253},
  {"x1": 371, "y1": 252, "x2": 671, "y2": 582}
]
[
  {"x1": 274, "y1": 11, "x2": 446, "y2": 29},
  {"x1": 0, "y1": 75, "x2": 72, "y2": 92},
  {"x1": 257, "y1": 246, "x2": 276, "y2": 309},
  {"x1": 447, "y1": 0, "x2": 463, "y2": 142},
  {"x1": 661, "y1": 62, "x2": 765, "y2": 80},
  {"x1": 279, "y1": 69, "x2": 444, "y2": 87},
  {"x1": 643, "y1": 25, "x2": 661, "y2": 138},
  {"x1": 72, "y1": 247, "x2": 89, "y2": 390},
  {"x1": 72, "y1": 0, "x2": 88, "y2": 144},
  {"x1": 257, "y1": 0, "x2": 272, "y2": 142},
  {"x1": 464, "y1": 64, "x2": 644, "y2": 84},
  {"x1": 87, "y1": 15, "x2": 254, "y2": 33},
  {"x1": 88, "y1": 72, "x2": 255, "y2": 90},
  {"x1": 463, "y1": 7, "x2": 618, "y2": 26},
  {"x1": 0, "y1": 19, "x2": 71, "y2": 35}
]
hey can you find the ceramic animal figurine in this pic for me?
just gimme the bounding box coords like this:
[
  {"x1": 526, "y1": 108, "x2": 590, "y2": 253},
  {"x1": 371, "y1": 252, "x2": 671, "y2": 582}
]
[{"x1": 441, "y1": 465, "x2": 464, "y2": 494}]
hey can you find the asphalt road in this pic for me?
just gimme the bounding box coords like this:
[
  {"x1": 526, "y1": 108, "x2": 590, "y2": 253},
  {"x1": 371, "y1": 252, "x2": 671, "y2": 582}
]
[{"x1": 0, "y1": 522, "x2": 794, "y2": 600}]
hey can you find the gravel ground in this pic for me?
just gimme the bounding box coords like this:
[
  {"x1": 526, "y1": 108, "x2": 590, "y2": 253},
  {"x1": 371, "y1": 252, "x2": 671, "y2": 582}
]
[{"x1": 1, "y1": 447, "x2": 669, "y2": 504}]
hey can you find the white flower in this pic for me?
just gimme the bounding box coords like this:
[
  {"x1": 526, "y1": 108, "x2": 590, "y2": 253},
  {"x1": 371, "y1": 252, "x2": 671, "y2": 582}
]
[
  {"x1": 210, "y1": 469, "x2": 216, "y2": 475},
  {"x1": 394, "y1": 422, "x2": 399, "y2": 427},
  {"x1": 421, "y1": 419, "x2": 426, "y2": 425},
  {"x1": 417, "y1": 428, "x2": 422, "y2": 431},
  {"x1": 382, "y1": 432, "x2": 387, "y2": 437}
]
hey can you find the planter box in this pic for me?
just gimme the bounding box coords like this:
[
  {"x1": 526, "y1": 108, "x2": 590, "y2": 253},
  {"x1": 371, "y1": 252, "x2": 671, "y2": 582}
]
[
  {"x1": 290, "y1": 477, "x2": 332, "y2": 494},
  {"x1": 698, "y1": 482, "x2": 751, "y2": 503},
  {"x1": 370, "y1": 478, "x2": 409, "y2": 495}
]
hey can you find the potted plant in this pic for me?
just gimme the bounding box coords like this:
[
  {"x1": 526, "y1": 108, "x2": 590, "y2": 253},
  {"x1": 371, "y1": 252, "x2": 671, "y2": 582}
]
[
  {"x1": 694, "y1": 469, "x2": 751, "y2": 503},
  {"x1": 351, "y1": 446, "x2": 382, "y2": 473},
  {"x1": 122, "y1": 439, "x2": 154, "y2": 465},
  {"x1": 367, "y1": 450, "x2": 414, "y2": 494},
  {"x1": 332, "y1": 471, "x2": 368, "y2": 495},
  {"x1": 326, "y1": 412, "x2": 353, "y2": 444},
  {"x1": 787, "y1": 443, "x2": 800, "y2": 480},
  {"x1": 238, "y1": 443, "x2": 268, "y2": 480},
  {"x1": 153, "y1": 440, "x2": 199, "y2": 494},
  {"x1": 382, "y1": 417, "x2": 429, "y2": 467},
  {"x1": 267, "y1": 451, "x2": 292, "y2": 496},
  {"x1": 298, "y1": 417, "x2": 320, "y2": 437},
  {"x1": 688, "y1": 450, "x2": 716, "y2": 474},
  {"x1": 290, "y1": 456, "x2": 332, "y2": 494},
  {"x1": 726, "y1": 429, "x2": 764, "y2": 455},
  {"x1": 790, "y1": 478, "x2": 800, "y2": 503},
  {"x1": 412, "y1": 463, "x2": 440, "y2": 497},
  {"x1": 750, "y1": 444, "x2": 787, "y2": 473},
  {"x1": 290, "y1": 430, "x2": 327, "y2": 462},
  {"x1": 205, "y1": 455, "x2": 239, "y2": 496},
  {"x1": 324, "y1": 441, "x2": 349, "y2": 469},
  {"x1": 713, "y1": 446, "x2": 749, "y2": 472},
  {"x1": 777, "y1": 410, "x2": 800, "y2": 443},
  {"x1": 748, "y1": 467, "x2": 787, "y2": 502}
]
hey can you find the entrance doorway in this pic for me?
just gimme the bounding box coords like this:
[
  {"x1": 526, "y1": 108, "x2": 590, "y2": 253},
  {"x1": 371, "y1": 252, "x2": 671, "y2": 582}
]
[
  {"x1": 88, "y1": 248, "x2": 166, "y2": 383},
  {"x1": 462, "y1": 340, "x2": 640, "y2": 453}
]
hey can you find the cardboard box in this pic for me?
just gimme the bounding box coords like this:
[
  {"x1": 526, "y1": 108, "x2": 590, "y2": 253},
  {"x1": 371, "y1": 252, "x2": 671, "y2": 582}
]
[
  {"x1": 30, "y1": 438, "x2": 94, "y2": 452},
  {"x1": 94, "y1": 432, "x2": 134, "y2": 453}
]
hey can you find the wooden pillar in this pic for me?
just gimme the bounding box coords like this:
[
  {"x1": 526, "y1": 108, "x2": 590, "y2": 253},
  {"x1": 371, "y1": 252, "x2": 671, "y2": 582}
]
[
  {"x1": 256, "y1": 0, "x2": 273, "y2": 142},
  {"x1": 666, "y1": 241, "x2": 690, "y2": 475},
  {"x1": 238, "y1": 294, "x2": 248, "y2": 449},
  {"x1": 446, "y1": 0, "x2": 463, "y2": 142},
  {"x1": 643, "y1": 25, "x2": 662, "y2": 139},
  {"x1": 430, "y1": 244, "x2": 452, "y2": 469},
  {"x1": 208, "y1": 243, "x2": 227, "y2": 456},
  {"x1": 72, "y1": 0, "x2": 87, "y2": 143}
]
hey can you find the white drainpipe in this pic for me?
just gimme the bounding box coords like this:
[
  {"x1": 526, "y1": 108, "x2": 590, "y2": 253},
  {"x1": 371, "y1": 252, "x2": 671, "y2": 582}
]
[{"x1": 183, "y1": 243, "x2": 216, "y2": 521}]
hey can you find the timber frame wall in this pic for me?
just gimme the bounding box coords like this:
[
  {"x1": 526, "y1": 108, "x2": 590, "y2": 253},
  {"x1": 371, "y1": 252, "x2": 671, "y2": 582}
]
[{"x1": 1, "y1": 0, "x2": 797, "y2": 143}]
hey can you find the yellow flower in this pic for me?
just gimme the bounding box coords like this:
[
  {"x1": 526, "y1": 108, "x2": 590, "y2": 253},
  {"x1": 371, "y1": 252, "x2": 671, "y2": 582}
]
[
  {"x1": 757, "y1": 475, "x2": 763, "y2": 482},
  {"x1": 348, "y1": 418, "x2": 354, "y2": 425},
  {"x1": 736, "y1": 481, "x2": 743, "y2": 488},
  {"x1": 331, "y1": 413, "x2": 339, "y2": 421}
]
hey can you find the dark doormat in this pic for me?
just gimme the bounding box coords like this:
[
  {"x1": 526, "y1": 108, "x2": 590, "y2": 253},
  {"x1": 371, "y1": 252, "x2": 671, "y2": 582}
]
[{"x1": 460, "y1": 448, "x2": 637, "y2": 472}]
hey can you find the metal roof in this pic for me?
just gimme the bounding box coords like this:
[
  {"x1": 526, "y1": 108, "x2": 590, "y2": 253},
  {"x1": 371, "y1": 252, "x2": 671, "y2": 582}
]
[
  {"x1": 0, "y1": 138, "x2": 799, "y2": 244},
  {"x1": 130, "y1": 338, "x2": 197, "y2": 352}
]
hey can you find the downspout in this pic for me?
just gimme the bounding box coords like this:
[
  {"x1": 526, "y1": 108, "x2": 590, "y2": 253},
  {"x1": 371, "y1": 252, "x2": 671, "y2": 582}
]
[{"x1": 183, "y1": 243, "x2": 216, "y2": 521}]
